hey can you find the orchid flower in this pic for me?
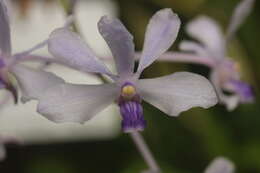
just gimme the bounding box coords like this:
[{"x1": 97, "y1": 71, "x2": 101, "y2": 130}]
[
  {"x1": 0, "y1": 0, "x2": 49, "y2": 104},
  {"x1": 156, "y1": 0, "x2": 255, "y2": 111},
  {"x1": 14, "y1": 8, "x2": 217, "y2": 132},
  {"x1": 204, "y1": 157, "x2": 235, "y2": 173}
]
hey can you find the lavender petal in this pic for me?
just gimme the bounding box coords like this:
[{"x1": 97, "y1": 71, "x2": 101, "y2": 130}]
[
  {"x1": 37, "y1": 83, "x2": 118, "y2": 123},
  {"x1": 226, "y1": 0, "x2": 255, "y2": 41},
  {"x1": 137, "y1": 8, "x2": 180, "y2": 75},
  {"x1": 179, "y1": 40, "x2": 210, "y2": 57},
  {"x1": 0, "y1": 0, "x2": 11, "y2": 55},
  {"x1": 186, "y1": 16, "x2": 226, "y2": 60},
  {"x1": 48, "y1": 28, "x2": 116, "y2": 79},
  {"x1": 10, "y1": 64, "x2": 65, "y2": 103},
  {"x1": 137, "y1": 72, "x2": 218, "y2": 116},
  {"x1": 98, "y1": 16, "x2": 135, "y2": 76}
]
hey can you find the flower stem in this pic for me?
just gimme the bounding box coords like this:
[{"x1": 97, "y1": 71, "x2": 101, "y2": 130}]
[
  {"x1": 134, "y1": 52, "x2": 216, "y2": 68},
  {"x1": 129, "y1": 131, "x2": 161, "y2": 173}
]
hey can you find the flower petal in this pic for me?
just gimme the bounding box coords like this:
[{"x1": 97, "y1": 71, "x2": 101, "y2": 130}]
[
  {"x1": 0, "y1": 0, "x2": 11, "y2": 54},
  {"x1": 98, "y1": 16, "x2": 135, "y2": 76},
  {"x1": 48, "y1": 28, "x2": 116, "y2": 79},
  {"x1": 136, "y1": 72, "x2": 217, "y2": 116},
  {"x1": 179, "y1": 40, "x2": 210, "y2": 57},
  {"x1": 210, "y1": 70, "x2": 239, "y2": 111},
  {"x1": 137, "y1": 8, "x2": 181, "y2": 74},
  {"x1": 204, "y1": 157, "x2": 235, "y2": 173},
  {"x1": 37, "y1": 83, "x2": 118, "y2": 123},
  {"x1": 10, "y1": 64, "x2": 65, "y2": 102},
  {"x1": 223, "y1": 79, "x2": 254, "y2": 104},
  {"x1": 226, "y1": 0, "x2": 255, "y2": 40},
  {"x1": 186, "y1": 16, "x2": 225, "y2": 59}
]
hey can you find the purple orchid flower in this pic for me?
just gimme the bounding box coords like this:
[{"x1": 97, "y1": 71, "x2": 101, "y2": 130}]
[
  {"x1": 157, "y1": 0, "x2": 255, "y2": 111},
  {"x1": 0, "y1": 0, "x2": 49, "y2": 104},
  {"x1": 204, "y1": 157, "x2": 235, "y2": 173},
  {"x1": 14, "y1": 9, "x2": 217, "y2": 132}
]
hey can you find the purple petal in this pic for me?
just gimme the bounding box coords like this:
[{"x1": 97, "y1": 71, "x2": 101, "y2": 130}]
[
  {"x1": 136, "y1": 72, "x2": 217, "y2": 116},
  {"x1": 210, "y1": 70, "x2": 240, "y2": 111},
  {"x1": 10, "y1": 64, "x2": 65, "y2": 102},
  {"x1": 37, "y1": 83, "x2": 118, "y2": 123},
  {"x1": 205, "y1": 157, "x2": 235, "y2": 173},
  {"x1": 186, "y1": 16, "x2": 226, "y2": 59},
  {"x1": 48, "y1": 28, "x2": 116, "y2": 79},
  {"x1": 179, "y1": 41, "x2": 210, "y2": 57},
  {"x1": 137, "y1": 8, "x2": 181, "y2": 75},
  {"x1": 226, "y1": 0, "x2": 255, "y2": 40},
  {"x1": 0, "y1": 57, "x2": 5, "y2": 68},
  {"x1": 0, "y1": 0, "x2": 11, "y2": 55},
  {"x1": 98, "y1": 16, "x2": 135, "y2": 76}
]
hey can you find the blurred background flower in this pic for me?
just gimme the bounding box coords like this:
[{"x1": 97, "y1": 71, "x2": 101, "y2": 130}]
[{"x1": 0, "y1": 0, "x2": 259, "y2": 173}]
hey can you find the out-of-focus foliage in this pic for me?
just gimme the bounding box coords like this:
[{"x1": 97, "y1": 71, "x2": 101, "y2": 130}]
[
  {"x1": 115, "y1": 0, "x2": 260, "y2": 173},
  {"x1": 1, "y1": 0, "x2": 259, "y2": 173}
]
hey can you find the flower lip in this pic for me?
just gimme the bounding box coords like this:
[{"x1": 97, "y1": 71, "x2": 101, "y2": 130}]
[
  {"x1": 229, "y1": 79, "x2": 254, "y2": 102},
  {"x1": 119, "y1": 100, "x2": 146, "y2": 133},
  {"x1": 118, "y1": 82, "x2": 146, "y2": 132}
]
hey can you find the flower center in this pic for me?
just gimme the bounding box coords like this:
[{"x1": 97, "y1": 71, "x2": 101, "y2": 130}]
[
  {"x1": 118, "y1": 82, "x2": 146, "y2": 133},
  {"x1": 121, "y1": 84, "x2": 136, "y2": 99}
]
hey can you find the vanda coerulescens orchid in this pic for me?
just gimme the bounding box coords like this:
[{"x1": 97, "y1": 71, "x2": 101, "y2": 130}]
[
  {"x1": 0, "y1": 0, "x2": 47, "y2": 104},
  {"x1": 156, "y1": 0, "x2": 255, "y2": 111},
  {"x1": 14, "y1": 9, "x2": 218, "y2": 132}
]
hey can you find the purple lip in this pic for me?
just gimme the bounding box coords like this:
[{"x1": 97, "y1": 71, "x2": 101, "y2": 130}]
[
  {"x1": 119, "y1": 100, "x2": 147, "y2": 133},
  {"x1": 229, "y1": 79, "x2": 254, "y2": 102}
]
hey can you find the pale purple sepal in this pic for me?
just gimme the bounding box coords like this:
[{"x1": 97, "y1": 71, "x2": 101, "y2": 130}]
[
  {"x1": 0, "y1": 0, "x2": 11, "y2": 54},
  {"x1": 48, "y1": 28, "x2": 117, "y2": 80},
  {"x1": 186, "y1": 16, "x2": 226, "y2": 60},
  {"x1": 98, "y1": 16, "x2": 135, "y2": 76},
  {"x1": 119, "y1": 101, "x2": 146, "y2": 133},
  {"x1": 226, "y1": 0, "x2": 255, "y2": 41},
  {"x1": 0, "y1": 57, "x2": 5, "y2": 67},
  {"x1": 137, "y1": 8, "x2": 181, "y2": 75},
  {"x1": 229, "y1": 79, "x2": 254, "y2": 102}
]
